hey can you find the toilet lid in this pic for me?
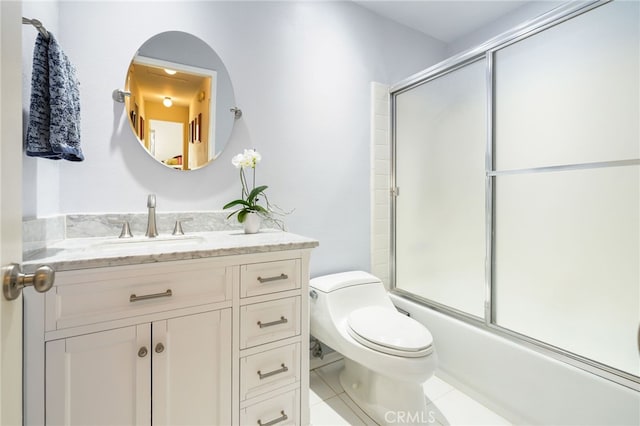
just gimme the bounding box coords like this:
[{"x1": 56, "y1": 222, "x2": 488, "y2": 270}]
[{"x1": 347, "y1": 307, "x2": 433, "y2": 358}]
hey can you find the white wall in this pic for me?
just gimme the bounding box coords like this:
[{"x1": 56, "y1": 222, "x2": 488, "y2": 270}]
[
  {"x1": 447, "y1": 0, "x2": 564, "y2": 56},
  {"x1": 22, "y1": 1, "x2": 61, "y2": 217},
  {"x1": 21, "y1": 1, "x2": 446, "y2": 276}
]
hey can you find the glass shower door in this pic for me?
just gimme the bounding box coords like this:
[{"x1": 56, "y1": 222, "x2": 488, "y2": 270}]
[
  {"x1": 394, "y1": 60, "x2": 487, "y2": 318},
  {"x1": 492, "y1": 0, "x2": 640, "y2": 377},
  {"x1": 392, "y1": 0, "x2": 639, "y2": 383}
]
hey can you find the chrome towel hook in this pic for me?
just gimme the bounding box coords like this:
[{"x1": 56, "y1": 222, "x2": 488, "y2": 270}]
[{"x1": 22, "y1": 17, "x2": 50, "y2": 40}]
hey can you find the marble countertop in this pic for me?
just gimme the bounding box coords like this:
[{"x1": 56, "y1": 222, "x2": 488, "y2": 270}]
[{"x1": 23, "y1": 230, "x2": 319, "y2": 273}]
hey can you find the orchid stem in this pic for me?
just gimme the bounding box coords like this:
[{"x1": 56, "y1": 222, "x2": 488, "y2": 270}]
[{"x1": 240, "y1": 168, "x2": 249, "y2": 199}]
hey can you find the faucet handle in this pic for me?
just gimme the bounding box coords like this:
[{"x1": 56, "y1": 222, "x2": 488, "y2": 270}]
[
  {"x1": 172, "y1": 220, "x2": 184, "y2": 236},
  {"x1": 147, "y1": 194, "x2": 156, "y2": 208},
  {"x1": 172, "y1": 217, "x2": 193, "y2": 236},
  {"x1": 119, "y1": 221, "x2": 133, "y2": 238}
]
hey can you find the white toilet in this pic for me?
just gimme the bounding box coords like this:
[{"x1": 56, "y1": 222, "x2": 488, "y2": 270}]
[{"x1": 309, "y1": 271, "x2": 437, "y2": 425}]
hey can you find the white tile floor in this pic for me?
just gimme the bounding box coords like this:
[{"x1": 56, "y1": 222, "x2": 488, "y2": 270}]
[{"x1": 310, "y1": 359, "x2": 511, "y2": 426}]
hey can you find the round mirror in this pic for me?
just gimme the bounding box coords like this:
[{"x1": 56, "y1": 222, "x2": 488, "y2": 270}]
[{"x1": 124, "y1": 31, "x2": 236, "y2": 170}]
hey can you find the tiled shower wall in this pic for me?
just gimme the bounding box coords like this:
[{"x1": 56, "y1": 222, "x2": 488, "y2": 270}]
[{"x1": 370, "y1": 82, "x2": 391, "y2": 289}]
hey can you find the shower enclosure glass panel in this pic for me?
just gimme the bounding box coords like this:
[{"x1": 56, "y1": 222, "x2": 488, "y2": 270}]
[
  {"x1": 494, "y1": 166, "x2": 639, "y2": 376},
  {"x1": 392, "y1": 0, "x2": 639, "y2": 385},
  {"x1": 494, "y1": 1, "x2": 639, "y2": 170},
  {"x1": 492, "y1": 0, "x2": 640, "y2": 377},
  {"x1": 394, "y1": 60, "x2": 486, "y2": 318}
]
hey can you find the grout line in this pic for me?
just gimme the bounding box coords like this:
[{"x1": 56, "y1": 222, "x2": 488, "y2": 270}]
[
  {"x1": 337, "y1": 391, "x2": 381, "y2": 426},
  {"x1": 429, "y1": 386, "x2": 455, "y2": 404},
  {"x1": 314, "y1": 359, "x2": 346, "y2": 395},
  {"x1": 315, "y1": 371, "x2": 337, "y2": 400},
  {"x1": 310, "y1": 351, "x2": 343, "y2": 370},
  {"x1": 311, "y1": 357, "x2": 344, "y2": 370},
  {"x1": 309, "y1": 371, "x2": 337, "y2": 406}
]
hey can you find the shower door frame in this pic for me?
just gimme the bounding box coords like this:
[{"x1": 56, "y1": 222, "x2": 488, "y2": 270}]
[{"x1": 389, "y1": 0, "x2": 640, "y2": 391}]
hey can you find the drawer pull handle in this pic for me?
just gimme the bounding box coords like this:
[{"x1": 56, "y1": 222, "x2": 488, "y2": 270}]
[
  {"x1": 257, "y1": 363, "x2": 289, "y2": 380},
  {"x1": 257, "y1": 273, "x2": 288, "y2": 284},
  {"x1": 257, "y1": 316, "x2": 288, "y2": 328},
  {"x1": 257, "y1": 411, "x2": 288, "y2": 426},
  {"x1": 129, "y1": 289, "x2": 172, "y2": 302}
]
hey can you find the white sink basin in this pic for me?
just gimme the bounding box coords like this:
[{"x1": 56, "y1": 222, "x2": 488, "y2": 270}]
[{"x1": 94, "y1": 235, "x2": 205, "y2": 250}]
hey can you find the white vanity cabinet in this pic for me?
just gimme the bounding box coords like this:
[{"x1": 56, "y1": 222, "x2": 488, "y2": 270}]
[
  {"x1": 46, "y1": 309, "x2": 232, "y2": 426},
  {"x1": 151, "y1": 310, "x2": 232, "y2": 426},
  {"x1": 42, "y1": 259, "x2": 233, "y2": 426},
  {"x1": 46, "y1": 324, "x2": 152, "y2": 425},
  {"x1": 238, "y1": 259, "x2": 305, "y2": 425},
  {"x1": 25, "y1": 244, "x2": 314, "y2": 426}
]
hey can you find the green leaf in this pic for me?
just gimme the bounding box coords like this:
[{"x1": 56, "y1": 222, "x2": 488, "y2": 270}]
[
  {"x1": 226, "y1": 209, "x2": 242, "y2": 220},
  {"x1": 223, "y1": 199, "x2": 251, "y2": 210},
  {"x1": 238, "y1": 209, "x2": 248, "y2": 223},
  {"x1": 247, "y1": 185, "x2": 268, "y2": 204}
]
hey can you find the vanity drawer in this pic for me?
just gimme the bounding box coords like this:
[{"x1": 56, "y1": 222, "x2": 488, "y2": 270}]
[
  {"x1": 241, "y1": 343, "x2": 300, "y2": 401},
  {"x1": 240, "y1": 259, "x2": 300, "y2": 298},
  {"x1": 46, "y1": 260, "x2": 231, "y2": 331},
  {"x1": 240, "y1": 297, "x2": 301, "y2": 349},
  {"x1": 241, "y1": 388, "x2": 299, "y2": 426}
]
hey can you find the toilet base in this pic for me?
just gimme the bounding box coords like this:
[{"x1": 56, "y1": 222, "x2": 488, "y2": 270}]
[{"x1": 338, "y1": 358, "x2": 434, "y2": 425}]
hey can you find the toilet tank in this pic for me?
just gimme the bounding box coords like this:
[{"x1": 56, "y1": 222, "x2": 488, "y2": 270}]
[
  {"x1": 309, "y1": 271, "x2": 395, "y2": 324},
  {"x1": 310, "y1": 271, "x2": 381, "y2": 293}
]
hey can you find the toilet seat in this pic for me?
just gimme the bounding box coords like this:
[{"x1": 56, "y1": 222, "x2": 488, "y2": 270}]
[{"x1": 346, "y1": 306, "x2": 433, "y2": 358}]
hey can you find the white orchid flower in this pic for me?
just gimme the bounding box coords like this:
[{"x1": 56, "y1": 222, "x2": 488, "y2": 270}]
[
  {"x1": 231, "y1": 153, "x2": 246, "y2": 169},
  {"x1": 244, "y1": 149, "x2": 261, "y2": 168},
  {"x1": 232, "y1": 149, "x2": 262, "y2": 169},
  {"x1": 224, "y1": 148, "x2": 286, "y2": 230}
]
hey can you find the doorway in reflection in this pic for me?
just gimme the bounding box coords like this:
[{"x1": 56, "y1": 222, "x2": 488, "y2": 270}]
[{"x1": 149, "y1": 120, "x2": 183, "y2": 169}]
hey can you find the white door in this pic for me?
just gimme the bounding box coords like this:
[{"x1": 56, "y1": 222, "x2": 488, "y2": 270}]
[
  {"x1": 46, "y1": 325, "x2": 152, "y2": 426},
  {"x1": 149, "y1": 119, "x2": 184, "y2": 164},
  {"x1": 0, "y1": 2, "x2": 24, "y2": 425},
  {"x1": 152, "y1": 309, "x2": 232, "y2": 426}
]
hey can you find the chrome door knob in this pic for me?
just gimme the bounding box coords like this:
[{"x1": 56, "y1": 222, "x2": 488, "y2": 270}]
[
  {"x1": 3, "y1": 263, "x2": 55, "y2": 301},
  {"x1": 32, "y1": 265, "x2": 55, "y2": 292}
]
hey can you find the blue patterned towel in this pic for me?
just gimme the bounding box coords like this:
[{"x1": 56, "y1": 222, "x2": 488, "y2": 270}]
[{"x1": 26, "y1": 32, "x2": 84, "y2": 161}]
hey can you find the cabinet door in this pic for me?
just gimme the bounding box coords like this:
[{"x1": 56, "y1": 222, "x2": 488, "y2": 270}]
[
  {"x1": 152, "y1": 309, "x2": 232, "y2": 426},
  {"x1": 46, "y1": 324, "x2": 151, "y2": 426}
]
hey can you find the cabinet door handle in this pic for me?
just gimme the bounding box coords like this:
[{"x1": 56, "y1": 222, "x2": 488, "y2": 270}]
[
  {"x1": 257, "y1": 316, "x2": 288, "y2": 328},
  {"x1": 257, "y1": 363, "x2": 289, "y2": 380},
  {"x1": 138, "y1": 346, "x2": 148, "y2": 358},
  {"x1": 257, "y1": 273, "x2": 288, "y2": 284},
  {"x1": 129, "y1": 289, "x2": 172, "y2": 302},
  {"x1": 257, "y1": 411, "x2": 288, "y2": 426},
  {"x1": 155, "y1": 343, "x2": 165, "y2": 354}
]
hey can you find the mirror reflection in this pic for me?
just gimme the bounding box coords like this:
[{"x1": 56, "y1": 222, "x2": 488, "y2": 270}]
[{"x1": 125, "y1": 31, "x2": 235, "y2": 170}]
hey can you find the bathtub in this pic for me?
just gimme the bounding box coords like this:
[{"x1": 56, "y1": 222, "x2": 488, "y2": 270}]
[{"x1": 390, "y1": 294, "x2": 640, "y2": 425}]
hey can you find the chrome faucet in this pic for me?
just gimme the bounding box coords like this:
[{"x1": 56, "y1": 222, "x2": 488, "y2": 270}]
[{"x1": 145, "y1": 194, "x2": 158, "y2": 237}]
